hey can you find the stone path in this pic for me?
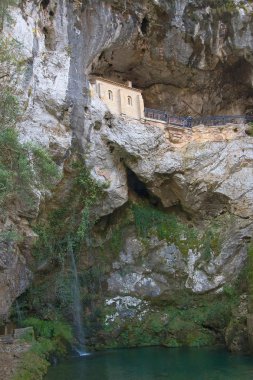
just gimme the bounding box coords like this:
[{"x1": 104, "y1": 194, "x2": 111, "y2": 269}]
[{"x1": 0, "y1": 337, "x2": 30, "y2": 380}]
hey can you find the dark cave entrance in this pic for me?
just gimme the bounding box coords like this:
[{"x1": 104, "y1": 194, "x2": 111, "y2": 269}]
[
  {"x1": 126, "y1": 167, "x2": 160, "y2": 206},
  {"x1": 126, "y1": 167, "x2": 193, "y2": 221}
]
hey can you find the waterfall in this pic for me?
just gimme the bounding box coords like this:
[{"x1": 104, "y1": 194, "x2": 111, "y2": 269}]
[
  {"x1": 15, "y1": 300, "x2": 23, "y2": 326},
  {"x1": 68, "y1": 238, "x2": 89, "y2": 356}
]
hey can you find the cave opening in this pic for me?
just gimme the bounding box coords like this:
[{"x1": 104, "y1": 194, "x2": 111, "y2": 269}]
[
  {"x1": 126, "y1": 167, "x2": 194, "y2": 223},
  {"x1": 127, "y1": 167, "x2": 160, "y2": 206},
  {"x1": 127, "y1": 167, "x2": 149, "y2": 198},
  {"x1": 141, "y1": 17, "x2": 149, "y2": 35},
  {"x1": 88, "y1": 8, "x2": 253, "y2": 120},
  {"x1": 41, "y1": 0, "x2": 50, "y2": 9}
]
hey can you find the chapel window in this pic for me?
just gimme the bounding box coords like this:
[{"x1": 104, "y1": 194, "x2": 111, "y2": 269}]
[
  {"x1": 108, "y1": 90, "x2": 113, "y2": 101},
  {"x1": 127, "y1": 96, "x2": 132, "y2": 106}
]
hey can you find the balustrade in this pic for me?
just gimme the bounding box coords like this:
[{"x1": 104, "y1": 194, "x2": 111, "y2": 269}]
[{"x1": 144, "y1": 107, "x2": 253, "y2": 128}]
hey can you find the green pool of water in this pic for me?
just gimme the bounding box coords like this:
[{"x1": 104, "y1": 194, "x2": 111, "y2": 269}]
[{"x1": 44, "y1": 346, "x2": 253, "y2": 380}]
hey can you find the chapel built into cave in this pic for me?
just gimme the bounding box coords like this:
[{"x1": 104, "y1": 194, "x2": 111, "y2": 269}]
[{"x1": 90, "y1": 77, "x2": 145, "y2": 120}]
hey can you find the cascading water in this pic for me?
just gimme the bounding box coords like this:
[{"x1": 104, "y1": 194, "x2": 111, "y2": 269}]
[
  {"x1": 15, "y1": 300, "x2": 23, "y2": 326},
  {"x1": 68, "y1": 239, "x2": 89, "y2": 356}
]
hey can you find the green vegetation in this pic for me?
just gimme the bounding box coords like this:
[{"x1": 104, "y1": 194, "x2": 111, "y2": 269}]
[
  {"x1": 246, "y1": 123, "x2": 253, "y2": 137},
  {"x1": 10, "y1": 159, "x2": 106, "y2": 371},
  {"x1": 131, "y1": 202, "x2": 223, "y2": 258},
  {"x1": 22, "y1": 318, "x2": 73, "y2": 354},
  {"x1": 12, "y1": 350, "x2": 49, "y2": 380},
  {"x1": 15, "y1": 156, "x2": 105, "y2": 334},
  {"x1": 0, "y1": 0, "x2": 63, "y2": 344},
  {"x1": 32, "y1": 158, "x2": 103, "y2": 269},
  {"x1": 0, "y1": 128, "x2": 59, "y2": 207},
  {"x1": 132, "y1": 203, "x2": 198, "y2": 255},
  {"x1": 98, "y1": 291, "x2": 238, "y2": 350},
  {"x1": 12, "y1": 318, "x2": 73, "y2": 380},
  {"x1": 0, "y1": 32, "x2": 59, "y2": 208}
]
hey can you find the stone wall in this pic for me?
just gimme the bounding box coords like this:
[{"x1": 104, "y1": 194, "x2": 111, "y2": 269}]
[{"x1": 91, "y1": 78, "x2": 144, "y2": 119}]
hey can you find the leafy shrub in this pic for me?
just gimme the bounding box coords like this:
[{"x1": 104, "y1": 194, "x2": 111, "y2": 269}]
[
  {"x1": 30, "y1": 145, "x2": 60, "y2": 186},
  {"x1": 22, "y1": 317, "x2": 73, "y2": 357},
  {"x1": 130, "y1": 203, "x2": 226, "y2": 258},
  {"x1": 131, "y1": 203, "x2": 198, "y2": 255},
  {"x1": 23, "y1": 318, "x2": 73, "y2": 343},
  {"x1": 0, "y1": 128, "x2": 59, "y2": 206}
]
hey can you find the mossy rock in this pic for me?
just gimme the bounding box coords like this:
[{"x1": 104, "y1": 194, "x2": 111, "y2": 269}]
[
  {"x1": 184, "y1": 330, "x2": 215, "y2": 347},
  {"x1": 163, "y1": 338, "x2": 182, "y2": 348},
  {"x1": 225, "y1": 318, "x2": 249, "y2": 353}
]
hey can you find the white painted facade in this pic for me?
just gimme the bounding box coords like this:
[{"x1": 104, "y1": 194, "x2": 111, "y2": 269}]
[{"x1": 90, "y1": 77, "x2": 145, "y2": 120}]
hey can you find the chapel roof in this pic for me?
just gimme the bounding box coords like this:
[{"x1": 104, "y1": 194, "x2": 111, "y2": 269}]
[{"x1": 90, "y1": 76, "x2": 142, "y2": 93}]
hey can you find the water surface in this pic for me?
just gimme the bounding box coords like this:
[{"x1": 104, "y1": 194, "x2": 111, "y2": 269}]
[{"x1": 45, "y1": 346, "x2": 253, "y2": 380}]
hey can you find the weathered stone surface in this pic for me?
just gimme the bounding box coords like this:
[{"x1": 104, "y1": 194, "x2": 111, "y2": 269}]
[
  {"x1": 225, "y1": 294, "x2": 249, "y2": 353},
  {"x1": 105, "y1": 296, "x2": 149, "y2": 323},
  {"x1": 1, "y1": 0, "x2": 253, "y2": 335},
  {"x1": 0, "y1": 0, "x2": 72, "y2": 318},
  {"x1": 104, "y1": 121, "x2": 253, "y2": 219},
  {"x1": 0, "y1": 337, "x2": 31, "y2": 380},
  {"x1": 101, "y1": 119, "x2": 252, "y2": 296},
  {"x1": 0, "y1": 214, "x2": 36, "y2": 320},
  {"x1": 107, "y1": 215, "x2": 251, "y2": 297},
  {"x1": 13, "y1": 327, "x2": 34, "y2": 340}
]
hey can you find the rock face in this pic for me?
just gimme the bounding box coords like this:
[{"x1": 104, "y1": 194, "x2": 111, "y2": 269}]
[
  {"x1": 0, "y1": 239, "x2": 31, "y2": 320},
  {"x1": 108, "y1": 232, "x2": 187, "y2": 297},
  {"x1": 0, "y1": 0, "x2": 253, "y2": 351}
]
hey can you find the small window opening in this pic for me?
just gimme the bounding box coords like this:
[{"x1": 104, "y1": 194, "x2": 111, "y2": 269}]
[
  {"x1": 127, "y1": 96, "x2": 132, "y2": 106},
  {"x1": 108, "y1": 90, "x2": 113, "y2": 101}
]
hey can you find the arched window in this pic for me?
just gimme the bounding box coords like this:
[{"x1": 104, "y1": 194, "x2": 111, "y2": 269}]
[
  {"x1": 108, "y1": 90, "x2": 113, "y2": 101},
  {"x1": 127, "y1": 96, "x2": 132, "y2": 106}
]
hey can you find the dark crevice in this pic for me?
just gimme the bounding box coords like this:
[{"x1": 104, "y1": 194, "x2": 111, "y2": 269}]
[
  {"x1": 127, "y1": 167, "x2": 159, "y2": 206},
  {"x1": 141, "y1": 16, "x2": 149, "y2": 35},
  {"x1": 41, "y1": 0, "x2": 50, "y2": 9},
  {"x1": 127, "y1": 167, "x2": 149, "y2": 198},
  {"x1": 42, "y1": 26, "x2": 56, "y2": 50},
  {"x1": 126, "y1": 167, "x2": 195, "y2": 222},
  {"x1": 43, "y1": 27, "x2": 48, "y2": 36}
]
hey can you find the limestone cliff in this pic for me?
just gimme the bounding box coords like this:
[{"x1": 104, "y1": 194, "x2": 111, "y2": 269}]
[{"x1": 0, "y1": 0, "x2": 253, "y2": 352}]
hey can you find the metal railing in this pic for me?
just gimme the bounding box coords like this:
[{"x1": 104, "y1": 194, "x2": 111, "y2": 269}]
[
  {"x1": 144, "y1": 108, "x2": 168, "y2": 122},
  {"x1": 191, "y1": 115, "x2": 253, "y2": 127},
  {"x1": 144, "y1": 108, "x2": 253, "y2": 128}
]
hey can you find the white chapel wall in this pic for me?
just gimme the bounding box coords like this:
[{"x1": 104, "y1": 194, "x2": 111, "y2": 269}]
[{"x1": 92, "y1": 79, "x2": 144, "y2": 120}]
